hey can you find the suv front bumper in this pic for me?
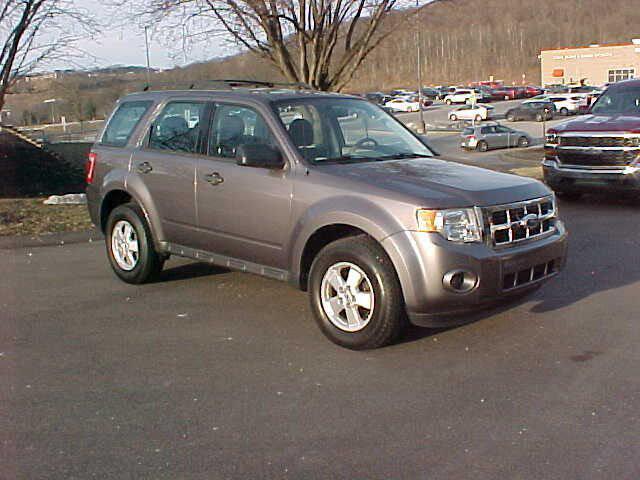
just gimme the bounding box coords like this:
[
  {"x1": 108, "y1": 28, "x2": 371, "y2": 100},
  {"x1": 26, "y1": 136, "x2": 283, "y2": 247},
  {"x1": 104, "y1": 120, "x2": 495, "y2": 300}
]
[{"x1": 382, "y1": 223, "x2": 568, "y2": 327}]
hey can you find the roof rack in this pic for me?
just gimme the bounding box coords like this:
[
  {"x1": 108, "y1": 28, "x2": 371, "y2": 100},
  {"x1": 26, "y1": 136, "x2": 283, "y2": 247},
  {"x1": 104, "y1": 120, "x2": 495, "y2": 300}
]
[{"x1": 141, "y1": 79, "x2": 313, "y2": 92}]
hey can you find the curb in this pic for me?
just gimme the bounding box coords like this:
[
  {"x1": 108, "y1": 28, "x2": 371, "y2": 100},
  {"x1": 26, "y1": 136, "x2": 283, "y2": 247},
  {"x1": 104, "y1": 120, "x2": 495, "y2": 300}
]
[{"x1": 0, "y1": 229, "x2": 104, "y2": 250}]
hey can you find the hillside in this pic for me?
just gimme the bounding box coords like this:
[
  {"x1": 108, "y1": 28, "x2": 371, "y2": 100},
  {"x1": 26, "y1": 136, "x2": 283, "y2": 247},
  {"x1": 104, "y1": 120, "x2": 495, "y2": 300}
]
[{"x1": 5, "y1": 0, "x2": 639, "y2": 125}]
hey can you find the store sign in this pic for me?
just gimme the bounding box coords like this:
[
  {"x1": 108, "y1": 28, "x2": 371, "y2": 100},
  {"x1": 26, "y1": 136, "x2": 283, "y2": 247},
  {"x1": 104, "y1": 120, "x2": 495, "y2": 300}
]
[{"x1": 552, "y1": 52, "x2": 613, "y2": 60}]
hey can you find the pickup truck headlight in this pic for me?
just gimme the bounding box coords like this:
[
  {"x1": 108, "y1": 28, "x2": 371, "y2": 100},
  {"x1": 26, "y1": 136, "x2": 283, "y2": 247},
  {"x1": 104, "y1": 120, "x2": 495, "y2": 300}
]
[{"x1": 417, "y1": 208, "x2": 482, "y2": 243}]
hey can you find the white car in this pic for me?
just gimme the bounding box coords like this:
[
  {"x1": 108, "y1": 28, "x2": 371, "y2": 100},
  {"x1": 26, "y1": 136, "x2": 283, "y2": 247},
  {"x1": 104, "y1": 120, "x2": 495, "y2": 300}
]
[
  {"x1": 448, "y1": 104, "x2": 494, "y2": 122},
  {"x1": 444, "y1": 89, "x2": 476, "y2": 105},
  {"x1": 545, "y1": 94, "x2": 589, "y2": 115},
  {"x1": 384, "y1": 98, "x2": 421, "y2": 112}
]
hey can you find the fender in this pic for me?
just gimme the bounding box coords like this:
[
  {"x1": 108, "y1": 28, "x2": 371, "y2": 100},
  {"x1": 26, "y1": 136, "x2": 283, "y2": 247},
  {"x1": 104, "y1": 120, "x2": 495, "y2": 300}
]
[
  {"x1": 99, "y1": 171, "x2": 166, "y2": 248},
  {"x1": 287, "y1": 195, "x2": 408, "y2": 287}
]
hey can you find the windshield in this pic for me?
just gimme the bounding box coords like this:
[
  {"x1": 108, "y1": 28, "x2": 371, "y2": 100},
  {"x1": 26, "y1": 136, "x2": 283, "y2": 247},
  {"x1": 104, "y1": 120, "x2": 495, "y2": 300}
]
[
  {"x1": 273, "y1": 97, "x2": 432, "y2": 163},
  {"x1": 591, "y1": 87, "x2": 640, "y2": 115}
]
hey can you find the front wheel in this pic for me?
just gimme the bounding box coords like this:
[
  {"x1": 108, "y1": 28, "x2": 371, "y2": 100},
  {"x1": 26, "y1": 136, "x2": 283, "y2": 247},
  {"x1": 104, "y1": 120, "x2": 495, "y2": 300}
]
[
  {"x1": 308, "y1": 235, "x2": 407, "y2": 350},
  {"x1": 517, "y1": 136, "x2": 530, "y2": 147},
  {"x1": 507, "y1": 113, "x2": 516, "y2": 122},
  {"x1": 445, "y1": 99, "x2": 452, "y2": 105},
  {"x1": 449, "y1": 114, "x2": 457, "y2": 121},
  {"x1": 105, "y1": 203, "x2": 164, "y2": 284},
  {"x1": 560, "y1": 107, "x2": 569, "y2": 116},
  {"x1": 474, "y1": 114, "x2": 482, "y2": 122}
]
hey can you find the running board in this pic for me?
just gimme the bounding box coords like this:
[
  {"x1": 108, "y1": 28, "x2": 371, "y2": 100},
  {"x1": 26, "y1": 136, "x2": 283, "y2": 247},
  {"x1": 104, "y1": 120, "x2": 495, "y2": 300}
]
[{"x1": 162, "y1": 242, "x2": 289, "y2": 282}]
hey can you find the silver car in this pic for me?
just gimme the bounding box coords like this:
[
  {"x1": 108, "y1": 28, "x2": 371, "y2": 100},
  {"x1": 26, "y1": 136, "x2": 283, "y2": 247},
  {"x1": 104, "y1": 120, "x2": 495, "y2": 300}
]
[{"x1": 461, "y1": 124, "x2": 532, "y2": 152}]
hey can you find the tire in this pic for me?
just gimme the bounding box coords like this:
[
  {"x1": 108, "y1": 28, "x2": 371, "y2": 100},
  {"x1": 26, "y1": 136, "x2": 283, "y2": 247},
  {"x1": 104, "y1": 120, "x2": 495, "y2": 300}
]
[
  {"x1": 560, "y1": 107, "x2": 569, "y2": 116},
  {"x1": 449, "y1": 114, "x2": 457, "y2": 121},
  {"x1": 477, "y1": 140, "x2": 489, "y2": 152},
  {"x1": 308, "y1": 235, "x2": 407, "y2": 350},
  {"x1": 105, "y1": 203, "x2": 164, "y2": 284},
  {"x1": 535, "y1": 113, "x2": 543, "y2": 122},
  {"x1": 504, "y1": 95, "x2": 510, "y2": 101},
  {"x1": 506, "y1": 113, "x2": 516, "y2": 122},
  {"x1": 474, "y1": 114, "x2": 482, "y2": 122},
  {"x1": 445, "y1": 99, "x2": 452, "y2": 105},
  {"x1": 517, "y1": 136, "x2": 529, "y2": 148}
]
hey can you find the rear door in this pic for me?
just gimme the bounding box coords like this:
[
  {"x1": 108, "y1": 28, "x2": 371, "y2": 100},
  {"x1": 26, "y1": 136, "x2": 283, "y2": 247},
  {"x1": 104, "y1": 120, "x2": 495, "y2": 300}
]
[
  {"x1": 194, "y1": 102, "x2": 293, "y2": 269},
  {"x1": 131, "y1": 99, "x2": 209, "y2": 245}
]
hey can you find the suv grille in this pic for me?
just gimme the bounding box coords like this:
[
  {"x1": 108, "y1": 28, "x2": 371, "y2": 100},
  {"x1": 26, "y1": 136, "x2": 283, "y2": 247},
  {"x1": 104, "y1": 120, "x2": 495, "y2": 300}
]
[
  {"x1": 559, "y1": 136, "x2": 640, "y2": 148},
  {"x1": 557, "y1": 150, "x2": 637, "y2": 167},
  {"x1": 481, "y1": 196, "x2": 556, "y2": 248}
]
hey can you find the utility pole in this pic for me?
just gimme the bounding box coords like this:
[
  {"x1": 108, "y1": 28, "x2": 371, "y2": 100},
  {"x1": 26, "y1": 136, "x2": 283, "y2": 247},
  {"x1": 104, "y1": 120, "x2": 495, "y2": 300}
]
[
  {"x1": 415, "y1": 0, "x2": 426, "y2": 134},
  {"x1": 144, "y1": 26, "x2": 151, "y2": 85}
]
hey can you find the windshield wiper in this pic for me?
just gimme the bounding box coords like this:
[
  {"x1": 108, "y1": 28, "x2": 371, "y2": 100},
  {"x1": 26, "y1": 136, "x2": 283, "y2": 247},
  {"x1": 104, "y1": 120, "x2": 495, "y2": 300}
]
[
  {"x1": 377, "y1": 152, "x2": 432, "y2": 159},
  {"x1": 316, "y1": 155, "x2": 370, "y2": 163}
]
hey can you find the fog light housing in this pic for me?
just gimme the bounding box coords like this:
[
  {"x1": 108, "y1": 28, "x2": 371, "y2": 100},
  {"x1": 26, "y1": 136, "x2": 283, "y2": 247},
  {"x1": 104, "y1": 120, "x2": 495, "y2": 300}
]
[{"x1": 443, "y1": 269, "x2": 478, "y2": 293}]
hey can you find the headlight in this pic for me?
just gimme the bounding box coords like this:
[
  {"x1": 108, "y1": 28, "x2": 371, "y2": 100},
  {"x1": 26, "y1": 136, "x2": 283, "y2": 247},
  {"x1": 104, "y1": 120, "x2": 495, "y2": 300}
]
[{"x1": 417, "y1": 208, "x2": 482, "y2": 243}]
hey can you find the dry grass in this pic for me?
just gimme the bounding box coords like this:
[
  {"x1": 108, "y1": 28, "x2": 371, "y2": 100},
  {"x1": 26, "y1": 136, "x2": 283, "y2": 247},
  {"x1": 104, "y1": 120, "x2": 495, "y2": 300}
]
[{"x1": 0, "y1": 198, "x2": 92, "y2": 237}]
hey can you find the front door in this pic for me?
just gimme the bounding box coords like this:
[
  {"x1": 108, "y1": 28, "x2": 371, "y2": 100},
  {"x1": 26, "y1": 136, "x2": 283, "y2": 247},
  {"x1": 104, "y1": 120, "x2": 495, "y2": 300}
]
[
  {"x1": 131, "y1": 99, "x2": 208, "y2": 245},
  {"x1": 194, "y1": 103, "x2": 293, "y2": 269}
]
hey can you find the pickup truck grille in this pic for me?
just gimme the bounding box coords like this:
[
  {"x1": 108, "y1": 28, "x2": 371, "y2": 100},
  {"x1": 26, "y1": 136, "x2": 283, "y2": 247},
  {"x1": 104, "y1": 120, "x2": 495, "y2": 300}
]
[
  {"x1": 556, "y1": 150, "x2": 637, "y2": 167},
  {"x1": 559, "y1": 136, "x2": 640, "y2": 148},
  {"x1": 481, "y1": 196, "x2": 556, "y2": 248}
]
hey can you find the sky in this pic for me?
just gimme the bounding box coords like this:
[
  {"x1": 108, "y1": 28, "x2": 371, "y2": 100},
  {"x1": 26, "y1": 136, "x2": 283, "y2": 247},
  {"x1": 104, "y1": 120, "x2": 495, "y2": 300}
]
[{"x1": 50, "y1": 0, "x2": 223, "y2": 71}]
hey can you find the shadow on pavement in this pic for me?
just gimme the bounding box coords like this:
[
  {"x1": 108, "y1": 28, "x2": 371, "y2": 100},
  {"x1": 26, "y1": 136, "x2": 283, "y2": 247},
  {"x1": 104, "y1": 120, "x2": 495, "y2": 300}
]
[{"x1": 158, "y1": 262, "x2": 228, "y2": 283}]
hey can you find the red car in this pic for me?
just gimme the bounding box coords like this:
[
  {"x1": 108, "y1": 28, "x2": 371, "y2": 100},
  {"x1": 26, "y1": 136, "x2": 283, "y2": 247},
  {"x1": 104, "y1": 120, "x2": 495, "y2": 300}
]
[
  {"x1": 490, "y1": 87, "x2": 519, "y2": 101},
  {"x1": 524, "y1": 85, "x2": 544, "y2": 97}
]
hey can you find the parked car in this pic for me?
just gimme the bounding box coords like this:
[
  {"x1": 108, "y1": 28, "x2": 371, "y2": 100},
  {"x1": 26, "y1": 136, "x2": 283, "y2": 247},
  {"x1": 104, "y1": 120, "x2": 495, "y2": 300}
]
[
  {"x1": 421, "y1": 87, "x2": 440, "y2": 100},
  {"x1": 444, "y1": 89, "x2": 477, "y2": 105},
  {"x1": 365, "y1": 92, "x2": 389, "y2": 105},
  {"x1": 524, "y1": 85, "x2": 544, "y2": 97},
  {"x1": 490, "y1": 87, "x2": 519, "y2": 101},
  {"x1": 543, "y1": 78, "x2": 640, "y2": 198},
  {"x1": 547, "y1": 94, "x2": 588, "y2": 115},
  {"x1": 505, "y1": 101, "x2": 555, "y2": 122},
  {"x1": 523, "y1": 94, "x2": 551, "y2": 104},
  {"x1": 87, "y1": 84, "x2": 567, "y2": 349},
  {"x1": 448, "y1": 104, "x2": 494, "y2": 122},
  {"x1": 460, "y1": 124, "x2": 532, "y2": 151},
  {"x1": 384, "y1": 97, "x2": 421, "y2": 112}
]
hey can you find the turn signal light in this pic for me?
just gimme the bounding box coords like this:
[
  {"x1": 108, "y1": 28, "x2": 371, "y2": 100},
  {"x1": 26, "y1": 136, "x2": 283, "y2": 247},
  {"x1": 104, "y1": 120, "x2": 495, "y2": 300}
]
[{"x1": 86, "y1": 152, "x2": 97, "y2": 184}]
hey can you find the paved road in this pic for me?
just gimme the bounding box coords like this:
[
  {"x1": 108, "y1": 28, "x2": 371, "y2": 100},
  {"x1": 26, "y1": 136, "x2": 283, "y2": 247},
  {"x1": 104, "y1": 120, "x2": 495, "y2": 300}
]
[{"x1": 2, "y1": 193, "x2": 640, "y2": 479}]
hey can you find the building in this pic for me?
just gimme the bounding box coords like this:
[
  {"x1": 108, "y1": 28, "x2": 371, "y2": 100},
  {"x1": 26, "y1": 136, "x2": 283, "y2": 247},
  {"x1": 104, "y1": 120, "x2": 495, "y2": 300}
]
[{"x1": 540, "y1": 39, "x2": 640, "y2": 86}]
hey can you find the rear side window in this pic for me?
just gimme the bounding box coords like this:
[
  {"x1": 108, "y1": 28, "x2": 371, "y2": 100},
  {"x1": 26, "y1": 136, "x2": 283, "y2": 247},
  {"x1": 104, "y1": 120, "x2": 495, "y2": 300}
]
[
  {"x1": 149, "y1": 101, "x2": 207, "y2": 153},
  {"x1": 101, "y1": 101, "x2": 152, "y2": 147}
]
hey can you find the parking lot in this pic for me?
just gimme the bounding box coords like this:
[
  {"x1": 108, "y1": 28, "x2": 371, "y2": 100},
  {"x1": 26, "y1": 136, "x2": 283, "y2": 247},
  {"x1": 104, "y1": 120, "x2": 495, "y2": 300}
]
[{"x1": 3, "y1": 196, "x2": 640, "y2": 477}]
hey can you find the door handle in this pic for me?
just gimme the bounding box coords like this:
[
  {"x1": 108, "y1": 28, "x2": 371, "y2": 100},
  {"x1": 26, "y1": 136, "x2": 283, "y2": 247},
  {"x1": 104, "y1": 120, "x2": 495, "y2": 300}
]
[
  {"x1": 205, "y1": 172, "x2": 224, "y2": 186},
  {"x1": 137, "y1": 161, "x2": 153, "y2": 174}
]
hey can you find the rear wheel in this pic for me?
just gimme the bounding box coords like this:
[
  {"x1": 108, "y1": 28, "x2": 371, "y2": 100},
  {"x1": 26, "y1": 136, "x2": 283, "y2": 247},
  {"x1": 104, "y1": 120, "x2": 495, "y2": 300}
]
[
  {"x1": 449, "y1": 114, "x2": 457, "y2": 121},
  {"x1": 474, "y1": 114, "x2": 482, "y2": 122},
  {"x1": 445, "y1": 99, "x2": 452, "y2": 105},
  {"x1": 105, "y1": 203, "x2": 164, "y2": 284},
  {"x1": 507, "y1": 113, "x2": 516, "y2": 122},
  {"x1": 517, "y1": 136, "x2": 530, "y2": 147},
  {"x1": 476, "y1": 140, "x2": 489, "y2": 152},
  {"x1": 308, "y1": 235, "x2": 407, "y2": 350},
  {"x1": 560, "y1": 107, "x2": 569, "y2": 116},
  {"x1": 535, "y1": 113, "x2": 543, "y2": 122}
]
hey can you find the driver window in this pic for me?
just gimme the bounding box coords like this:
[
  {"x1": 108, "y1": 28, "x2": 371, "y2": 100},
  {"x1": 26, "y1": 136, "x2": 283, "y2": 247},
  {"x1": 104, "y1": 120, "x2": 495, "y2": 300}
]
[{"x1": 208, "y1": 104, "x2": 275, "y2": 158}]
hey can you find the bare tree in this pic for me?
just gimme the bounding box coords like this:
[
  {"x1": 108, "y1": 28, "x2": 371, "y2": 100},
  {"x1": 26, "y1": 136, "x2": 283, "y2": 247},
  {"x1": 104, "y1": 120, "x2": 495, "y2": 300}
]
[
  {"x1": 0, "y1": 0, "x2": 93, "y2": 113},
  {"x1": 125, "y1": 0, "x2": 421, "y2": 91}
]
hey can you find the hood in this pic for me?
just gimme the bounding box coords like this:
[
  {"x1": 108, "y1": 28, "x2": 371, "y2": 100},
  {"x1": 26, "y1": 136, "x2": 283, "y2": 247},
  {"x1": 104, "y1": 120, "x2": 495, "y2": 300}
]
[
  {"x1": 316, "y1": 157, "x2": 549, "y2": 208},
  {"x1": 552, "y1": 114, "x2": 640, "y2": 133}
]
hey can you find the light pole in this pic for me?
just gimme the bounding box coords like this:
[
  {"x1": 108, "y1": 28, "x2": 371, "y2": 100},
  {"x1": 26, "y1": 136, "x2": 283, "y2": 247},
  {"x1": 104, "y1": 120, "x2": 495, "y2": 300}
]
[
  {"x1": 144, "y1": 26, "x2": 151, "y2": 85},
  {"x1": 43, "y1": 98, "x2": 56, "y2": 124},
  {"x1": 415, "y1": 0, "x2": 426, "y2": 133}
]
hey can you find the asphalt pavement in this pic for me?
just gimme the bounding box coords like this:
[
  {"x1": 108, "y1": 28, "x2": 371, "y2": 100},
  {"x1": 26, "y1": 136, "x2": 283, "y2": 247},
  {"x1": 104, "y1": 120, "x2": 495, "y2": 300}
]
[
  {"x1": 2, "y1": 193, "x2": 640, "y2": 479},
  {"x1": 2, "y1": 99, "x2": 640, "y2": 479}
]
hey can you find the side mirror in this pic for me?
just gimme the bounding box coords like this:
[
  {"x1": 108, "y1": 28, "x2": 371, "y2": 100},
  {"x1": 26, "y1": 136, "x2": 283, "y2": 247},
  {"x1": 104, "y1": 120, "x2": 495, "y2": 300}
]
[
  {"x1": 236, "y1": 144, "x2": 285, "y2": 169},
  {"x1": 418, "y1": 135, "x2": 440, "y2": 156}
]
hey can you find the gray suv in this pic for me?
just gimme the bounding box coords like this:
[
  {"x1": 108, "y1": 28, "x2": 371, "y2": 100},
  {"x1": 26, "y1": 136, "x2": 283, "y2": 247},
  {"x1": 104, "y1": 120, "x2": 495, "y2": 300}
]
[{"x1": 87, "y1": 84, "x2": 567, "y2": 349}]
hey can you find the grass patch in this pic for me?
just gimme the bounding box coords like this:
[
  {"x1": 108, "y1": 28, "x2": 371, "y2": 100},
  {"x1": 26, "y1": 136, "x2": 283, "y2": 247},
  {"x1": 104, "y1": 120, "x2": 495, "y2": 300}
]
[
  {"x1": 500, "y1": 146, "x2": 544, "y2": 163},
  {"x1": 0, "y1": 198, "x2": 92, "y2": 237}
]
